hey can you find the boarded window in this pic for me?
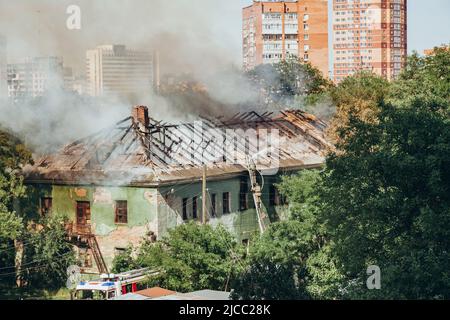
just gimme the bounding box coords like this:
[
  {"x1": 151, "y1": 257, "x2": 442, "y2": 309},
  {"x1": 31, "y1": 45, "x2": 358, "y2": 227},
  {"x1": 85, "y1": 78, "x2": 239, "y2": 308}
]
[
  {"x1": 115, "y1": 200, "x2": 128, "y2": 224},
  {"x1": 192, "y1": 196, "x2": 198, "y2": 219},
  {"x1": 223, "y1": 192, "x2": 230, "y2": 214},
  {"x1": 182, "y1": 198, "x2": 188, "y2": 220},
  {"x1": 40, "y1": 197, "x2": 52, "y2": 216},
  {"x1": 210, "y1": 193, "x2": 217, "y2": 217}
]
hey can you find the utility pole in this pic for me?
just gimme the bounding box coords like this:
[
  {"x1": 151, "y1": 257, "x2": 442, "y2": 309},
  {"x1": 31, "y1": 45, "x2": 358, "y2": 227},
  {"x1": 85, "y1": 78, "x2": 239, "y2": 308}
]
[{"x1": 202, "y1": 164, "x2": 207, "y2": 224}]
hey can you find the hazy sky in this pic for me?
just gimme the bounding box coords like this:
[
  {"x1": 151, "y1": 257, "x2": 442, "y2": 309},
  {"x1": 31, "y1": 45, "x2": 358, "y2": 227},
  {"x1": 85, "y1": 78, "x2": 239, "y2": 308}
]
[{"x1": 0, "y1": 0, "x2": 448, "y2": 75}]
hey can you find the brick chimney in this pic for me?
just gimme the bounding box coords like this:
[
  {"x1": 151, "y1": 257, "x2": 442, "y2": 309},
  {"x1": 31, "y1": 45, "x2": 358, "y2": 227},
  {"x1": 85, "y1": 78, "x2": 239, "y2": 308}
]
[{"x1": 132, "y1": 106, "x2": 149, "y2": 131}]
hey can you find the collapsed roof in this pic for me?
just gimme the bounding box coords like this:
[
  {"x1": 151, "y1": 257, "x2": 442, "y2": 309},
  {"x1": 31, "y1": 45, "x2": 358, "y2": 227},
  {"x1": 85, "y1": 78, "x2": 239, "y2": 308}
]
[{"x1": 24, "y1": 106, "x2": 331, "y2": 186}]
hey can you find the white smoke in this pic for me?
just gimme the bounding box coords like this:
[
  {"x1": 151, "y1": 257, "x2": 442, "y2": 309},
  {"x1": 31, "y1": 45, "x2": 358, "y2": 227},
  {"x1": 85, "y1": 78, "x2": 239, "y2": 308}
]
[{"x1": 0, "y1": 0, "x2": 260, "y2": 152}]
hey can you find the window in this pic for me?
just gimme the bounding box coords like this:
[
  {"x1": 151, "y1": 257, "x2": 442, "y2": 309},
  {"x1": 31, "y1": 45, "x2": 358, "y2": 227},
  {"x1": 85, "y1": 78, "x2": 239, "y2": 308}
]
[
  {"x1": 269, "y1": 184, "x2": 286, "y2": 206},
  {"x1": 40, "y1": 197, "x2": 52, "y2": 216},
  {"x1": 76, "y1": 201, "x2": 91, "y2": 226},
  {"x1": 286, "y1": 13, "x2": 297, "y2": 20},
  {"x1": 223, "y1": 192, "x2": 230, "y2": 214},
  {"x1": 114, "y1": 247, "x2": 126, "y2": 256},
  {"x1": 210, "y1": 194, "x2": 217, "y2": 217},
  {"x1": 269, "y1": 184, "x2": 277, "y2": 206},
  {"x1": 192, "y1": 196, "x2": 198, "y2": 219},
  {"x1": 182, "y1": 198, "x2": 188, "y2": 220},
  {"x1": 239, "y1": 177, "x2": 249, "y2": 211},
  {"x1": 115, "y1": 200, "x2": 128, "y2": 224}
]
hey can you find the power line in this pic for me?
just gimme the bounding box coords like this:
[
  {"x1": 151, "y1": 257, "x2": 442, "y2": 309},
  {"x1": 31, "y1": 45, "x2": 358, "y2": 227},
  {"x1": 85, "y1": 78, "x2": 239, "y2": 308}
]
[{"x1": 0, "y1": 249, "x2": 74, "y2": 272}]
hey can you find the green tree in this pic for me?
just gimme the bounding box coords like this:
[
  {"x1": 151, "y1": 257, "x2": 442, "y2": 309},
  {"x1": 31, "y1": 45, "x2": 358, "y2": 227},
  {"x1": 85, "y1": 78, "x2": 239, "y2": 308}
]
[
  {"x1": 277, "y1": 170, "x2": 343, "y2": 299},
  {"x1": 246, "y1": 57, "x2": 333, "y2": 105},
  {"x1": 389, "y1": 46, "x2": 450, "y2": 112},
  {"x1": 249, "y1": 51, "x2": 450, "y2": 300},
  {"x1": 232, "y1": 171, "x2": 342, "y2": 300},
  {"x1": 320, "y1": 98, "x2": 450, "y2": 299},
  {"x1": 114, "y1": 222, "x2": 241, "y2": 293},
  {"x1": 111, "y1": 246, "x2": 136, "y2": 274},
  {"x1": 232, "y1": 221, "x2": 312, "y2": 300},
  {"x1": 0, "y1": 130, "x2": 33, "y2": 288},
  {"x1": 328, "y1": 72, "x2": 390, "y2": 144},
  {"x1": 21, "y1": 216, "x2": 76, "y2": 290},
  {"x1": 0, "y1": 130, "x2": 32, "y2": 238},
  {"x1": 314, "y1": 49, "x2": 450, "y2": 299}
]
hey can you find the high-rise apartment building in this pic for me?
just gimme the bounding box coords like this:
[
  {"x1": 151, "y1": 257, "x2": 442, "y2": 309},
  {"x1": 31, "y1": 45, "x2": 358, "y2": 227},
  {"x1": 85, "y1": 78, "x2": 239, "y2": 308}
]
[
  {"x1": 0, "y1": 35, "x2": 7, "y2": 98},
  {"x1": 333, "y1": 0, "x2": 407, "y2": 82},
  {"x1": 243, "y1": 0, "x2": 329, "y2": 77},
  {"x1": 7, "y1": 56, "x2": 64, "y2": 99},
  {"x1": 86, "y1": 45, "x2": 153, "y2": 97}
]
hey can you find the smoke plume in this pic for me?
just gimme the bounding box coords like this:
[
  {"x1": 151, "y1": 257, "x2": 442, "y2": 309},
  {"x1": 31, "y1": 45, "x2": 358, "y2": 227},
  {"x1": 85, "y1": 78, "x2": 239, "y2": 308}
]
[{"x1": 0, "y1": 0, "x2": 312, "y2": 155}]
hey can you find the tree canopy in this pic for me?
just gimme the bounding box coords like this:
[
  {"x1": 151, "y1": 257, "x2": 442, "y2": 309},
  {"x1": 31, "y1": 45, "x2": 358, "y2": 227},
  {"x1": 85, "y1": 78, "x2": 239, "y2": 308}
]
[
  {"x1": 113, "y1": 222, "x2": 242, "y2": 293},
  {"x1": 246, "y1": 57, "x2": 333, "y2": 105},
  {"x1": 0, "y1": 130, "x2": 33, "y2": 239},
  {"x1": 233, "y1": 49, "x2": 450, "y2": 300},
  {"x1": 0, "y1": 130, "x2": 74, "y2": 294}
]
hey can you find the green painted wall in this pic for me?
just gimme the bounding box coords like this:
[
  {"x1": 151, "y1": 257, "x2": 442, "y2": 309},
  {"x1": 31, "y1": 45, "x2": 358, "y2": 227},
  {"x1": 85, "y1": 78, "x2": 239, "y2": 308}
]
[
  {"x1": 25, "y1": 185, "x2": 158, "y2": 235},
  {"x1": 22, "y1": 184, "x2": 159, "y2": 269},
  {"x1": 157, "y1": 175, "x2": 289, "y2": 243},
  {"x1": 20, "y1": 184, "x2": 52, "y2": 222},
  {"x1": 24, "y1": 171, "x2": 293, "y2": 270}
]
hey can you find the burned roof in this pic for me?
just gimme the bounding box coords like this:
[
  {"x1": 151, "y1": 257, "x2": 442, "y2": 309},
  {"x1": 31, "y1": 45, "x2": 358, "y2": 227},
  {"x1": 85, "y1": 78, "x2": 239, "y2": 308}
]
[{"x1": 24, "y1": 106, "x2": 331, "y2": 186}]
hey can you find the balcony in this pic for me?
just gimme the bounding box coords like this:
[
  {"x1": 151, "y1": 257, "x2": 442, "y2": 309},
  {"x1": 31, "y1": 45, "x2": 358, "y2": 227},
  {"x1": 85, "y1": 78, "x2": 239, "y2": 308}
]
[{"x1": 65, "y1": 222, "x2": 92, "y2": 236}]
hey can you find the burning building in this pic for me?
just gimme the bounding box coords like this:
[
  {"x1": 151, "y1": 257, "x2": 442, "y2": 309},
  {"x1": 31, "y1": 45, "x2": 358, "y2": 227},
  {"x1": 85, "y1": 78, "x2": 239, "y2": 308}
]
[{"x1": 22, "y1": 106, "x2": 330, "y2": 274}]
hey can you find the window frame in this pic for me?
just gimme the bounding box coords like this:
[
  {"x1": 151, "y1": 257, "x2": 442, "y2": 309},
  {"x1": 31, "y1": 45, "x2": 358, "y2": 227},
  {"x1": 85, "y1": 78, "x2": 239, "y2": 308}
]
[
  {"x1": 210, "y1": 193, "x2": 217, "y2": 217},
  {"x1": 182, "y1": 198, "x2": 188, "y2": 220},
  {"x1": 114, "y1": 200, "x2": 128, "y2": 224},
  {"x1": 239, "y1": 177, "x2": 249, "y2": 211},
  {"x1": 222, "y1": 192, "x2": 231, "y2": 215},
  {"x1": 40, "y1": 197, "x2": 53, "y2": 217},
  {"x1": 192, "y1": 196, "x2": 198, "y2": 219}
]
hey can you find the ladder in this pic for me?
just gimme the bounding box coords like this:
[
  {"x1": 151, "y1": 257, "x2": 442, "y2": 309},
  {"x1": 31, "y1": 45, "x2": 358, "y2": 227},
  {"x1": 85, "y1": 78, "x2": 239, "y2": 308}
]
[
  {"x1": 246, "y1": 157, "x2": 270, "y2": 234},
  {"x1": 87, "y1": 235, "x2": 109, "y2": 275}
]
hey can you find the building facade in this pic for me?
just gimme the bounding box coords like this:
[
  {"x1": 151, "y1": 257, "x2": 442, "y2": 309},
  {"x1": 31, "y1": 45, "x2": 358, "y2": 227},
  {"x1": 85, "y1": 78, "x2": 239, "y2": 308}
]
[
  {"x1": 86, "y1": 45, "x2": 153, "y2": 98},
  {"x1": 243, "y1": 0, "x2": 329, "y2": 77},
  {"x1": 333, "y1": 0, "x2": 408, "y2": 82},
  {"x1": 7, "y1": 56, "x2": 64, "y2": 98},
  {"x1": 23, "y1": 106, "x2": 330, "y2": 274},
  {"x1": 0, "y1": 35, "x2": 7, "y2": 98}
]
